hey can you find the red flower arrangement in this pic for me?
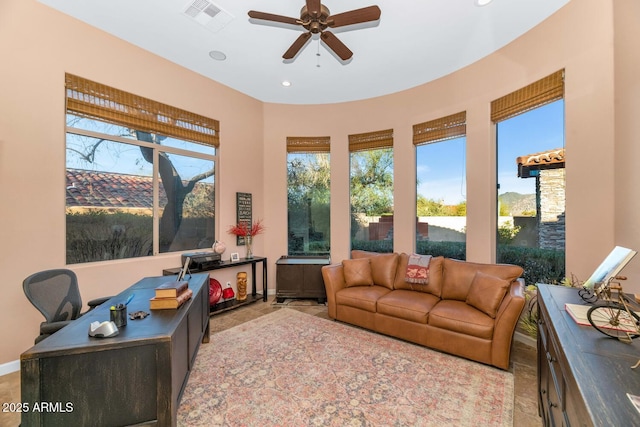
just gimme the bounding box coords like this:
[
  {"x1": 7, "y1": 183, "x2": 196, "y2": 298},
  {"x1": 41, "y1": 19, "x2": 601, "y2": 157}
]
[{"x1": 227, "y1": 219, "x2": 265, "y2": 237}]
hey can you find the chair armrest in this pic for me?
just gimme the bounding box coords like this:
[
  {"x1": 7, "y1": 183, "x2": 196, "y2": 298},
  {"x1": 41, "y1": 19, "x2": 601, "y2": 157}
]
[
  {"x1": 40, "y1": 320, "x2": 73, "y2": 335},
  {"x1": 87, "y1": 296, "x2": 113, "y2": 309}
]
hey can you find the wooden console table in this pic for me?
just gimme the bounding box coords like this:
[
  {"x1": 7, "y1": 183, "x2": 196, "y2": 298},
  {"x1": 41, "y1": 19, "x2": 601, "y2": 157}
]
[
  {"x1": 163, "y1": 256, "x2": 267, "y2": 315},
  {"x1": 537, "y1": 284, "x2": 640, "y2": 426},
  {"x1": 21, "y1": 273, "x2": 210, "y2": 427}
]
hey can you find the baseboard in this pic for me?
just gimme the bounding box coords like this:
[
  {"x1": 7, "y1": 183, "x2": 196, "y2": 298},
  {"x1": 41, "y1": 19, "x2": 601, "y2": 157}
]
[
  {"x1": 514, "y1": 331, "x2": 536, "y2": 348},
  {"x1": 0, "y1": 360, "x2": 19, "y2": 376}
]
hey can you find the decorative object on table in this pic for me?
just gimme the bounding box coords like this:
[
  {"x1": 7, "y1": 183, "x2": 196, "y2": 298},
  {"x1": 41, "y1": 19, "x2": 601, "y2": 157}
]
[
  {"x1": 212, "y1": 240, "x2": 227, "y2": 255},
  {"x1": 237, "y1": 272, "x2": 248, "y2": 301},
  {"x1": 129, "y1": 310, "x2": 150, "y2": 320},
  {"x1": 227, "y1": 219, "x2": 265, "y2": 259},
  {"x1": 230, "y1": 252, "x2": 240, "y2": 262},
  {"x1": 221, "y1": 282, "x2": 235, "y2": 300},
  {"x1": 209, "y1": 278, "x2": 223, "y2": 306}
]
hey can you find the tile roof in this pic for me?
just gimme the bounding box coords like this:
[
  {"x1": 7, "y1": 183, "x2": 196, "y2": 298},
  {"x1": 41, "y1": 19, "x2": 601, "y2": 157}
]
[
  {"x1": 516, "y1": 148, "x2": 565, "y2": 168},
  {"x1": 66, "y1": 169, "x2": 164, "y2": 208}
]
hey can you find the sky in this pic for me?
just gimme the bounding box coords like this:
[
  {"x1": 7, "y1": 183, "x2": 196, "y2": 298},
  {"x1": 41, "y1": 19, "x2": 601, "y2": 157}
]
[{"x1": 417, "y1": 100, "x2": 565, "y2": 205}]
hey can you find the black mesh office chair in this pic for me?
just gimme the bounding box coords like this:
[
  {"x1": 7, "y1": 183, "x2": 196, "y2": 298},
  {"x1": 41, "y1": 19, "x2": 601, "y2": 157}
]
[{"x1": 23, "y1": 269, "x2": 112, "y2": 343}]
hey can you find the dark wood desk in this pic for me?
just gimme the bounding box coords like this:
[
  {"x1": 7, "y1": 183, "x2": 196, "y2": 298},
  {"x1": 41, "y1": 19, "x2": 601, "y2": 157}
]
[
  {"x1": 537, "y1": 284, "x2": 640, "y2": 426},
  {"x1": 20, "y1": 273, "x2": 210, "y2": 427},
  {"x1": 163, "y1": 256, "x2": 268, "y2": 315}
]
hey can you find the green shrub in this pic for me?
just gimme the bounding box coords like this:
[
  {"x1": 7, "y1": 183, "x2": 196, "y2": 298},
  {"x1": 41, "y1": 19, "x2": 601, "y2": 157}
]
[{"x1": 497, "y1": 245, "x2": 565, "y2": 286}]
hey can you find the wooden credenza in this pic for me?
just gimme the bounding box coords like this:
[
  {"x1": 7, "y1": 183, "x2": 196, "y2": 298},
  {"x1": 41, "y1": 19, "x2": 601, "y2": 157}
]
[
  {"x1": 20, "y1": 273, "x2": 210, "y2": 427},
  {"x1": 537, "y1": 284, "x2": 640, "y2": 426},
  {"x1": 275, "y1": 256, "x2": 330, "y2": 303}
]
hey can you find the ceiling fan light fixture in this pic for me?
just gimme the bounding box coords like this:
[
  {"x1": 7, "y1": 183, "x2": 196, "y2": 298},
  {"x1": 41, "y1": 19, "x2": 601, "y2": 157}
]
[
  {"x1": 208, "y1": 50, "x2": 227, "y2": 61},
  {"x1": 475, "y1": 0, "x2": 494, "y2": 6}
]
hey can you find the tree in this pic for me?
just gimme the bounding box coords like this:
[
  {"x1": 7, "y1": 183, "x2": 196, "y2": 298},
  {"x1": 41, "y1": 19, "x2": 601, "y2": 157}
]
[
  {"x1": 136, "y1": 131, "x2": 214, "y2": 251},
  {"x1": 350, "y1": 149, "x2": 393, "y2": 215}
]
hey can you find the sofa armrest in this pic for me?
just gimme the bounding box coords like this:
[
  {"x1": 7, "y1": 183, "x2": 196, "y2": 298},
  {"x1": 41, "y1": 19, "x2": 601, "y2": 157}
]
[
  {"x1": 321, "y1": 264, "x2": 347, "y2": 319},
  {"x1": 491, "y1": 278, "x2": 526, "y2": 369}
]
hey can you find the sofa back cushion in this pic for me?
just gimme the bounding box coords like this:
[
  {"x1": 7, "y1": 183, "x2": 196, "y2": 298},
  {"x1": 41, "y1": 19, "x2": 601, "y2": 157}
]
[
  {"x1": 342, "y1": 258, "x2": 373, "y2": 287},
  {"x1": 394, "y1": 253, "x2": 444, "y2": 297},
  {"x1": 441, "y1": 258, "x2": 523, "y2": 301},
  {"x1": 351, "y1": 250, "x2": 398, "y2": 290},
  {"x1": 465, "y1": 271, "x2": 511, "y2": 318}
]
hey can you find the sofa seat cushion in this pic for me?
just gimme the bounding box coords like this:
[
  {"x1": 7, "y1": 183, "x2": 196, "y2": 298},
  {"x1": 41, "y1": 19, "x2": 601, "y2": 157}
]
[
  {"x1": 428, "y1": 300, "x2": 494, "y2": 339},
  {"x1": 377, "y1": 290, "x2": 440, "y2": 324},
  {"x1": 335, "y1": 285, "x2": 391, "y2": 312}
]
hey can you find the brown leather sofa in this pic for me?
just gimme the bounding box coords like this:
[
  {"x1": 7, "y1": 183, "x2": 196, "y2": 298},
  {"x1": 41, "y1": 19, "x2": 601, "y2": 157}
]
[{"x1": 321, "y1": 250, "x2": 525, "y2": 370}]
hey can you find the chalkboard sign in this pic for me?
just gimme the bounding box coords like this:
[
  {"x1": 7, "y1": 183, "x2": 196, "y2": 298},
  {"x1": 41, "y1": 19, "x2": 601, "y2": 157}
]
[{"x1": 236, "y1": 192, "x2": 252, "y2": 245}]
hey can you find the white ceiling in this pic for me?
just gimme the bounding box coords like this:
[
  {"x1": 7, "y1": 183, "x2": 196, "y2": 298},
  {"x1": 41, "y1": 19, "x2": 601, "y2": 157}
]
[{"x1": 38, "y1": 0, "x2": 569, "y2": 105}]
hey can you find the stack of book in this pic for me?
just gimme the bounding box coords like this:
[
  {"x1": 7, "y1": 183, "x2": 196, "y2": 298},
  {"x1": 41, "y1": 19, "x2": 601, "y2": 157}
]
[{"x1": 149, "y1": 280, "x2": 192, "y2": 310}]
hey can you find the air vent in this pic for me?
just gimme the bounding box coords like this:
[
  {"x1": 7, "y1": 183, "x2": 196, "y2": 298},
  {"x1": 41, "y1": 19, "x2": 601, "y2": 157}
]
[{"x1": 183, "y1": 0, "x2": 233, "y2": 33}]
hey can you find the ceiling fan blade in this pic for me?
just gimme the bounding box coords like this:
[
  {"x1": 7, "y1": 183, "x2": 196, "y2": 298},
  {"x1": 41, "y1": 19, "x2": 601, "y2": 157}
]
[
  {"x1": 306, "y1": 0, "x2": 322, "y2": 17},
  {"x1": 328, "y1": 5, "x2": 381, "y2": 28},
  {"x1": 248, "y1": 10, "x2": 300, "y2": 26},
  {"x1": 320, "y1": 31, "x2": 353, "y2": 60},
  {"x1": 283, "y1": 32, "x2": 312, "y2": 59}
]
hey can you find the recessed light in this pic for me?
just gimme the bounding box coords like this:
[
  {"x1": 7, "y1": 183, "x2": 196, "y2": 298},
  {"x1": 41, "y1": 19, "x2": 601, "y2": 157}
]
[
  {"x1": 281, "y1": 81, "x2": 292, "y2": 87},
  {"x1": 208, "y1": 50, "x2": 227, "y2": 61},
  {"x1": 475, "y1": 0, "x2": 493, "y2": 6}
]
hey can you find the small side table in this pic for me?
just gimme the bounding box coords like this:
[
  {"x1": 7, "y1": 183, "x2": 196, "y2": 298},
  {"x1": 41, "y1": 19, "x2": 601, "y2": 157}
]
[{"x1": 163, "y1": 256, "x2": 267, "y2": 315}]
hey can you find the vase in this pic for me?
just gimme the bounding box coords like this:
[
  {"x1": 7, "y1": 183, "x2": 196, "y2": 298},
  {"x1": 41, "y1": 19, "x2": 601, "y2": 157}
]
[
  {"x1": 245, "y1": 235, "x2": 253, "y2": 259},
  {"x1": 237, "y1": 272, "x2": 247, "y2": 301}
]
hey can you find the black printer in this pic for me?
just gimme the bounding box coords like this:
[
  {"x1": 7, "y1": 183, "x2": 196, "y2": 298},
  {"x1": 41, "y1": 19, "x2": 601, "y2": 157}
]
[{"x1": 181, "y1": 252, "x2": 222, "y2": 270}]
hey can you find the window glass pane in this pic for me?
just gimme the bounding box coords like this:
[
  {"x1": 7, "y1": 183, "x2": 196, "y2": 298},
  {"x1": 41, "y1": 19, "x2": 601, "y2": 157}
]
[
  {"x1": 416, "y1": 137, "x2": 466, "y2": 259},
  {"x1": 66, "y1": 115, "x2": 216, "y2": 264},
  {"x1": 287, "y1": 153, "x2": 330, "y2": 256},
  {"x1": 158, "y1": 152, "x2": 215, "y2": 253},
  {"x1": 66, "y1": 135, "x2": 153, "y2": 264},
  {"x1": 496, "y1": 99, "x2": 565, "y2": 286},
  {"x1": 350, "y1": 148, "x2": 393, "y2": 253},
  {"x1": 67, "y1": 113, "x2": 137, "y2": 140}
]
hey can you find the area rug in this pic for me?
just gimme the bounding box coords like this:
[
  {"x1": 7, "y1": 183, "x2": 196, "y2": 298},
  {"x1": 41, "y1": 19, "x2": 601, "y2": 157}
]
[{"x1": 177, "y1": 309, "x2": 514, "y2": 426}]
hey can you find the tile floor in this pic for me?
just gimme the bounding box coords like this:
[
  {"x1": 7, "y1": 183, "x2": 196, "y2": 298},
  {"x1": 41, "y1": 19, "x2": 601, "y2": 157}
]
[{"x1": 0, "y1": 297, "x2": 540, "y2": 427}]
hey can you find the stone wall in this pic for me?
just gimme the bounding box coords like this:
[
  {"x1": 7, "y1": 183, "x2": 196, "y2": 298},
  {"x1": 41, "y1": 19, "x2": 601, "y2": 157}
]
[{"x1": 538, "y1": 168, "x2": 566, "y2": 250}]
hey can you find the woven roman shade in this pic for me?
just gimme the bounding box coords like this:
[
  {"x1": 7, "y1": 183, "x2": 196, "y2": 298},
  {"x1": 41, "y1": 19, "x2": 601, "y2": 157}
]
[
  {"x1": 286, "y1": 136, "x2": 330, "y2": 153},
  {"x1": 65, "y1": 73, "x2": 220, "y2": 148},
  {"x1": 413, "y1": 111, "x2": 466, "y2": 146},
  {"x1": 349, "y1": 129, "x2": 393, "y2": 153},
  {"x1": 491, "y1": 70, "x2": 564, "y2": 123}
]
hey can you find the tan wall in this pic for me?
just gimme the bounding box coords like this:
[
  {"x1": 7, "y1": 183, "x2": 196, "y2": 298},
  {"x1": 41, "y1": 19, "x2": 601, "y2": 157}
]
[
  {"x1": 0, "y1": 0, "x2": 264, "y2": 365},
  {"x1": 0, "y1": 0, "x2": 636, "y2": 366},
  {"x1": 614, "y1": 0, "x2": 640, "y2": 288}
]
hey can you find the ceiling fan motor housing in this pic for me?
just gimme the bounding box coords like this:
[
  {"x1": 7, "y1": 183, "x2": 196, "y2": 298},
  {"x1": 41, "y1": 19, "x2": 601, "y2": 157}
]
[{"x1": 300, "y1": 5, "x2": 330, "y2": 33}]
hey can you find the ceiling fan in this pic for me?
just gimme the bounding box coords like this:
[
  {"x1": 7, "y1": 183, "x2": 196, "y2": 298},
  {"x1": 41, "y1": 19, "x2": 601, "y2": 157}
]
[{"x1": 248, "y1": 1, "x2": 381, "y2": 62}]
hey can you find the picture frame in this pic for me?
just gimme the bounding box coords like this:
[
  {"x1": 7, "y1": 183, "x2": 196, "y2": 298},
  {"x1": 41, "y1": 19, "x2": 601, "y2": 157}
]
[{"x1": 230, "y1": 252, "x2": 240, "y2": 262}]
